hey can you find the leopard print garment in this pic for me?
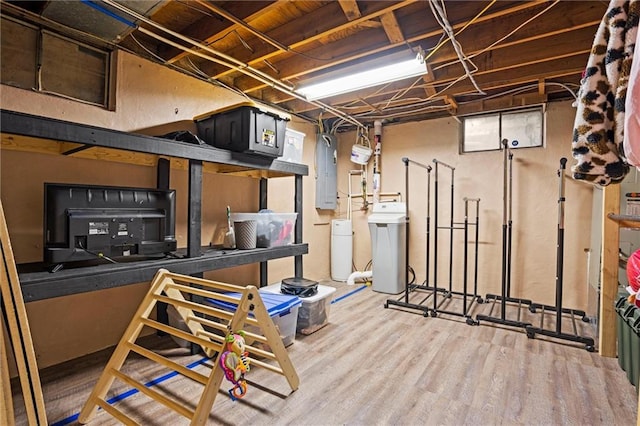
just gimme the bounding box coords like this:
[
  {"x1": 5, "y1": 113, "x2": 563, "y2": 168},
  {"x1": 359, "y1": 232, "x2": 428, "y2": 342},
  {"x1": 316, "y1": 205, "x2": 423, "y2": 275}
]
[{"x1": 571, "y1": 0, "x2": 638, "y2": 186}]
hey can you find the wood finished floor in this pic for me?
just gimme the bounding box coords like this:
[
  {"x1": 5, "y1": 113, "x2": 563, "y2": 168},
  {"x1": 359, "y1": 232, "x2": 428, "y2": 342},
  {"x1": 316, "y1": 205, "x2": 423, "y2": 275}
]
[{"x1": 11, "y1": 281, "x2": 639, "y2": 425}]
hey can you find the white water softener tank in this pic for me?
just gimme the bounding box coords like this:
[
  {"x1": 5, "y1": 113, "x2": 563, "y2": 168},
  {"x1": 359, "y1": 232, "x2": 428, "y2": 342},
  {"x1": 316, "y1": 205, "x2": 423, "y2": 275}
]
[
  {"x1": 331, "y1": 219, "x2": 353, "y2": 281},
  {"x1": 367, "y1": 202, "x2": 407, "y2": 294}
]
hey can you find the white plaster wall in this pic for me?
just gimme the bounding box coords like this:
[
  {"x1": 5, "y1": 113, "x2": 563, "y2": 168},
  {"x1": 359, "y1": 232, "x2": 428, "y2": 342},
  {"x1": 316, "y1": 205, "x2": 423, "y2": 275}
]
[{"x1": 329, "y1": 101, "x2": 593, "y2": 309}]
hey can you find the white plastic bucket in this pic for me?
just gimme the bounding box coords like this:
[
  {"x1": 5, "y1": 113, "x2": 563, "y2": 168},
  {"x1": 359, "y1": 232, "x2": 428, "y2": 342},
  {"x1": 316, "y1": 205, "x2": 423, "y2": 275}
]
[{"x1": 351, "y1": 144, "x2": 372, "y2": 164}]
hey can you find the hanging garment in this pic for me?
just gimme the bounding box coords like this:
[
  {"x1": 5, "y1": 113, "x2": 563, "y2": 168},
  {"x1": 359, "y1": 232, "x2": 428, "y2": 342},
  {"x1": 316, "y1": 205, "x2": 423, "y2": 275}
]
[
  {"x1": 571, "y1": 0, "x2": 638, "y2": 186},
  {"x1": 624, "y1": 28, "x2": 640, "y2": 168}
]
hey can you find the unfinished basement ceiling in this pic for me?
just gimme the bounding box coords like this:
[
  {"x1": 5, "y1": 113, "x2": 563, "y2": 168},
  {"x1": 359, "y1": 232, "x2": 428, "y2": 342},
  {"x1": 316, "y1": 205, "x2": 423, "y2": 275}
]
[{"x1": 2, "y1": 0, "x2": 608, "y2": 131}]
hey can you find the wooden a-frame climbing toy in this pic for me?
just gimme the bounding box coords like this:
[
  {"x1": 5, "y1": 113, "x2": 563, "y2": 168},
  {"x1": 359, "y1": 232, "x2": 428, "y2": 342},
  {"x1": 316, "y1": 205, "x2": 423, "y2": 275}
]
[
  {"x1": 78, "y1": 269, "x2": 299, "y2": 425},
  {"x1": 1, "y1": 201, "x2": 48, "y2": 426}
]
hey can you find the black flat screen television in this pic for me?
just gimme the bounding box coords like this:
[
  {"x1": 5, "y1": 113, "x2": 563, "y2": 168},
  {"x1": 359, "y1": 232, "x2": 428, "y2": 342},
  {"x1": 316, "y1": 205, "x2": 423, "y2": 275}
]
[{"x1": 44, "y1": 183, "x2": 178, "y2": 266}]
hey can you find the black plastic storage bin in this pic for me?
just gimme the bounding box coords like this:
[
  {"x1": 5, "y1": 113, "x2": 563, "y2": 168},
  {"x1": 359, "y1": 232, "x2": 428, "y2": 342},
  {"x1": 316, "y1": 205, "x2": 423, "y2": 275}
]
[
  {"x1": 616, "y1": 296, "x2": 629, "y2": 372},
  {"x1": 194, "y1": 102, "x2": 290, "y2": 158},
  {"x1": 616, "y1": 295, "x2": 640, "y2": 390},
  {"x1": 627, "y1": 304, "x2": 640, "y2": 391}
]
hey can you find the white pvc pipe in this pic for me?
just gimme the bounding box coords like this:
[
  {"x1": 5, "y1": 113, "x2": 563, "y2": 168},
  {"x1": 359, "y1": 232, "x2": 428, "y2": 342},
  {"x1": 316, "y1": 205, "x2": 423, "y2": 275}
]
[
  {"x1": 347, "y1": 270, "x2": 372, "y2": 286},
  {"x1": 372, "y1": 120, "x2": 383, "y2": 204}
]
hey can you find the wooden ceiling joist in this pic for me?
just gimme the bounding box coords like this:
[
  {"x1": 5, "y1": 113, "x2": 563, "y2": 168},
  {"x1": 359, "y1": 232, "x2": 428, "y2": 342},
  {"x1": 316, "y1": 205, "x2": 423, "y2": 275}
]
[
  {"x1": 380, "y1": 12, "x2": 405, "y2": 44},
  {"x1": 228, "y1": 1, "x2": 594, "y2": 96},
  {"x1": 338, "y1": 0, "x2": 362, "y2": 21},
  {"x1": 2, "y1": 0, "x2": 605, "y2": 127},
  {"x1": 211, "y1": 0, "x2": 417, "y2": 81}
]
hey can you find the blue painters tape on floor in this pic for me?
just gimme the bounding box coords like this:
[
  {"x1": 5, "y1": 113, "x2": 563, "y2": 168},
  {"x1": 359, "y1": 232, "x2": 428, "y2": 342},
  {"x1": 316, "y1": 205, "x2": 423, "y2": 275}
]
[
  {"x1": 331, "y1": 285, "x2": 367, "y2": 304},
  {"x1": 50, "y1": 356, "x2": 210, "y2": 426},
  {"x1": 48, "y1": 285, "x2": 367, "y2": 425}
]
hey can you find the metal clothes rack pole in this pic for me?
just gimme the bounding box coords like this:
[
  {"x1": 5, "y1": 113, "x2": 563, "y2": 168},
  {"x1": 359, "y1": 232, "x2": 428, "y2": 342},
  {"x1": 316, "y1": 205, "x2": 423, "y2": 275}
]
[
  {"x1": 476, "y1": 140, "x2": 532, "y2": 328},
  {"x1": 431, "y1": 159, "x2": 450, "y2": 315},
  {"x1": 385, "y1": 157, "x2": 432, "y2": 316},
  {"x1": 472, "y1": 197, "x2": 481, "y2": 307},
  {"x1": 428, "y1": 159, "x2": 481, "y2": 323},
  {"x1": 462, "y1": 197, "x2": 482, "y2": 324},
  {"x1": 524, "y1": 158, "x2": 595, "y2": 351}
]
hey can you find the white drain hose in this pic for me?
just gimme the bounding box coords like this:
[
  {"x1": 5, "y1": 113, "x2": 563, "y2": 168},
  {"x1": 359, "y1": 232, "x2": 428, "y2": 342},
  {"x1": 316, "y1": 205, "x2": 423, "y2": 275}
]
[{"x1": 347, "y1": 270, "x2": 372, "y2": 286}]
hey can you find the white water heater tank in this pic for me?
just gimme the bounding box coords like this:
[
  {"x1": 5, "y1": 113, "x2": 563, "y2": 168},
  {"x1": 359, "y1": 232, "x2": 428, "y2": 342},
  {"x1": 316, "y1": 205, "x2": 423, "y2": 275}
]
[{"x1": 331, "y1": 219, "x2": 353, "y2": 281}]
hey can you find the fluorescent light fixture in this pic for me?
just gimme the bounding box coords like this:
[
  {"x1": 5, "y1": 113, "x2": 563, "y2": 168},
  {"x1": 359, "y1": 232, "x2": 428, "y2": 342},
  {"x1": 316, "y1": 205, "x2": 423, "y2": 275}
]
[{"x1": 298, "y1": 57, "x2": 427, "y2": 100}]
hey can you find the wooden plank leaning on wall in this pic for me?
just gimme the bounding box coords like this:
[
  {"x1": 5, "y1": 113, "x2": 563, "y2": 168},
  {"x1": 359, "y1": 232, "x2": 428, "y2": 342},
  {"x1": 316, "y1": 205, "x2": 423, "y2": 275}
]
[
  {"x1": 0, "y1": 201, "x2": 48, "y2": 425},
  {"x1": 600, "y1": 185, "x2": 621, "y2": 357}
]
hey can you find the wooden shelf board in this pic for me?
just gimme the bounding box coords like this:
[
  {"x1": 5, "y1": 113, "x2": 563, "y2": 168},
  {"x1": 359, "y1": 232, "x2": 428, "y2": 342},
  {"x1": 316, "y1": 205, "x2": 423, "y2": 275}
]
[
  {"x1": 18, "y1": 244, "x2": 308, "y2": 302},
  {"x1": 607, "y1": 213, "x2": 640, "y2": 229},
  {"x1": 0, "y1": 110, "x2": 308, "y2": 178}
]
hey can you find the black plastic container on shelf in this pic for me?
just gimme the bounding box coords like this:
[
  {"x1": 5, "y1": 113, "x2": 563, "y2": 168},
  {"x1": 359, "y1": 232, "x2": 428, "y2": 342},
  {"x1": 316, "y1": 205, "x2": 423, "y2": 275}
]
[{"x1": 194, "y1": 102, "x2": 290, "y2": 158}]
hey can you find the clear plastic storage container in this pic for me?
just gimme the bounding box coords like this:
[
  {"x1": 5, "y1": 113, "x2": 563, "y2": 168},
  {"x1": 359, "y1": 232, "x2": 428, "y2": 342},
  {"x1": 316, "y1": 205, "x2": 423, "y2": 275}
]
[
  {"x1": 261, "y1": 282, "x2": 336, "y2": 335},
  {"x1": 231, "y1": 212, "x2": 298, "y2": 247}
]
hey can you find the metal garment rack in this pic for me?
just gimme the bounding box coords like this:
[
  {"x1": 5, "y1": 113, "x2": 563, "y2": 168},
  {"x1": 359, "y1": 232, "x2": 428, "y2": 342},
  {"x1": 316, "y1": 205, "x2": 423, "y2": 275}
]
[
  {"x1": 524, "y1": 158, "x2": 595, "y2": 351},
  {"x1": 429, "y1": 159, "x2": 482, "y2": 324},
  {"x1": 385, "y1": 157, "x2": 432, "y2": 316},
  {"x1": 460, "y1": 197, "x2": 482, "y2": 323},
  {"x1": 476, "y1": 140, "x2": 533, "y2": 328}
]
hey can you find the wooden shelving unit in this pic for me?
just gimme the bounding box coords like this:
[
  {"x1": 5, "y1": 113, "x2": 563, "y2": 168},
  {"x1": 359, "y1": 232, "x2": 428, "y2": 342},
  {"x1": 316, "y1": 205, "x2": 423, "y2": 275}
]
[
  {"x1": 0, "y1": 109, "x2": 309, "y2": 302},
  {"x1": 599, "y1": 186, "x2": 640, "y2": 357}
]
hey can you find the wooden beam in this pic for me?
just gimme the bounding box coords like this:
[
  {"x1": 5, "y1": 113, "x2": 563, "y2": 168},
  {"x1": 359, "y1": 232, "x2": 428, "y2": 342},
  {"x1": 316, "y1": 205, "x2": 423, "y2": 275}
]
[
  {"x1": 211, "y1": 0, "x2": 417, "y2": 80},
  {"x1": 338, "y1": 0, "x2": 361, "y2": 21},
  {"x1": 380, "y1": 11, "x2": 405, "y2": 44},
  {"x1": 0, "y1": 317, "x2": 15, "y2": 426},
  {"x1": 160, "y1": 1, "x2": 280, "y2": 63},
  {"x1": 600, "y1": 185, "x2": 621, "y2": 357},
  {"x1": 227, "y1": 1, "x2": 570, "y2": 92},
  {"x1": 432, "y1": 26, "x2": 596, "y2": 80},
  {"x1": 444, "y1": 95, "x2": 458, "y2": 111},
  {"x1": 454, "y1": 93, "x2": 547, "y2": 116},
  {"x1": 0, "y1": 202, "x2": 48, "y2": 425},
  {"x1": 538, "y1": 79, "x2": 546, "y2": 95},
  {"x1": 423, "y1": 2, "x2": 604, "y2": 68},
  {"x1": 245, "y1": 11, "x2": 598, "y2": 108},
  {"x1": 193, "y1": 0, "x2": 289, "y2": 53},
  {"x1": 422, "y1": 62, "x2": 437, "y2": 97}
]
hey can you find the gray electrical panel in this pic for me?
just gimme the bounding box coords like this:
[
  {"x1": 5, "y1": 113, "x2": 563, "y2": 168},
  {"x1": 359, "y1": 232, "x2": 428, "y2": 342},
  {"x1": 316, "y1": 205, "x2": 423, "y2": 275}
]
[{"x1": 315, "y1": 133, "x2": 337, "y2": 209}]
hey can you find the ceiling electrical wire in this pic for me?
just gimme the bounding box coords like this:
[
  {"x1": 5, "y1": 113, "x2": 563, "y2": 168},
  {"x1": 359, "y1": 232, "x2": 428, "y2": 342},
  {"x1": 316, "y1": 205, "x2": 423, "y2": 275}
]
[
  {"x1": 334, "y1": 0, "x2": 496, "y2": 126},
  {"x1": 129, "y1": 33, "x2": 168, "y2": 64},
  {"x1": 350, "y1": 80, "x2": 578, "y2": 121},
  {"x1": 96, "y1": 0, "x2": 364, "y2": 127},
  {"x1": 455, "y1": 81, "x2": 578, "y2": 104},
  {"x1": 421, "y1": 0, "x2": 496, "y2": 63},
  {"x1": 429, "y1": 0, "x2": 485, "y2": 95},
  {"x1": 429, "y1": 1, "x2": 559, "y2": 76},
  {"x1": 466, "y1": 0, "x2": 560, "y2": 61},
  {"x1": 331, "y1": 0, "x2": 561, "y2": 126},
  {"x1": 130, "y1": 33, "x2": 254, "y2": 101},
  {"x1": 355, "y1": 104, "x2": 450, "y2": 120}
]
